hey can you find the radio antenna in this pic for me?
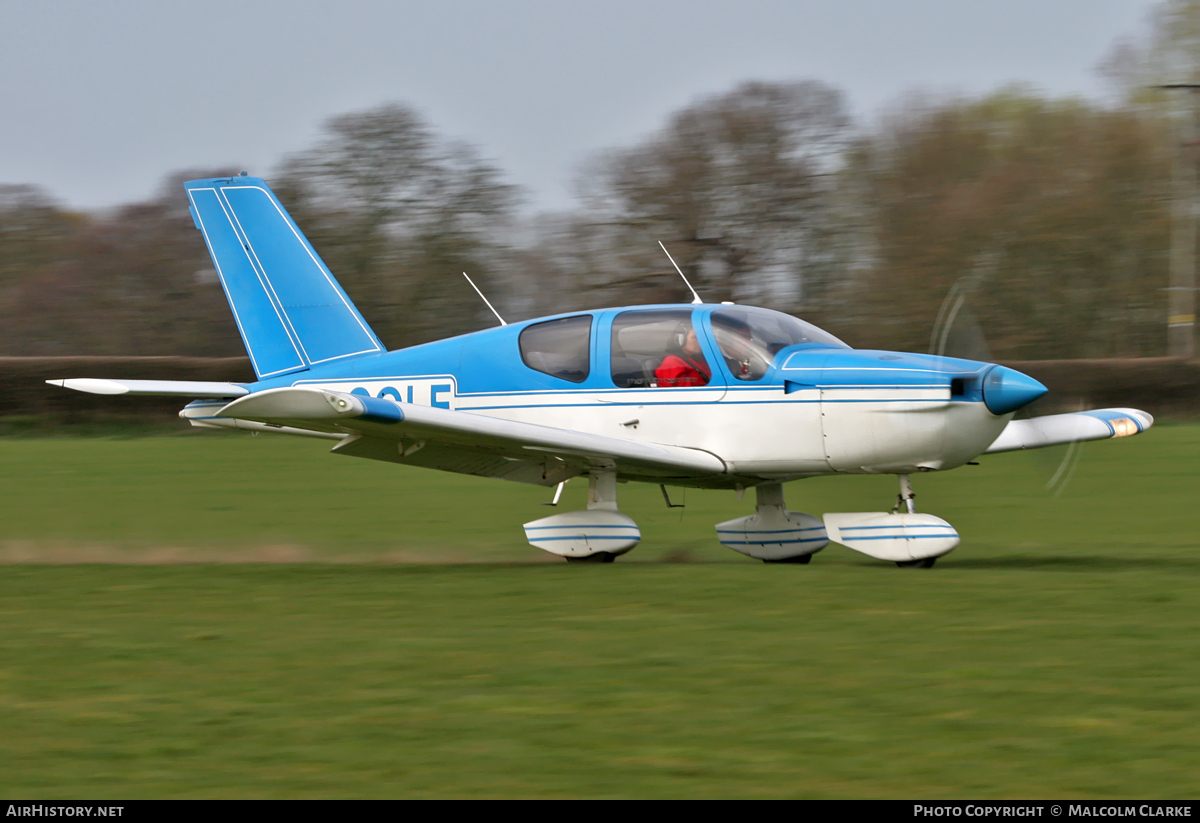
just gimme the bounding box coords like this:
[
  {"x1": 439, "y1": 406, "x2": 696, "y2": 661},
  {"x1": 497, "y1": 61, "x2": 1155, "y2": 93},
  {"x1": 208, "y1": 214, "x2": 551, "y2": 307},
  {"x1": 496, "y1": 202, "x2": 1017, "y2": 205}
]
[
  {"x1": 658, "y1": 241, "x2": 703, "y2": 304},
  {"x1": 462, "y1": 271, "x2": 507, "y2": 326}
]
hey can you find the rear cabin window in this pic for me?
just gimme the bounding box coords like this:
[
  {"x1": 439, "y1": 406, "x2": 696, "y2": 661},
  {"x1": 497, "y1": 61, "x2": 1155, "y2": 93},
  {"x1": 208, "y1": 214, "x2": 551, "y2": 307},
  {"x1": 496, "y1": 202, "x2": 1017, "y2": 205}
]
[
  {"x1": 610, "y1": 309, "x2": 711, "y2": 388},
  {"x1": 519, "y1": 315, "x2": 592, "y2": 383}
]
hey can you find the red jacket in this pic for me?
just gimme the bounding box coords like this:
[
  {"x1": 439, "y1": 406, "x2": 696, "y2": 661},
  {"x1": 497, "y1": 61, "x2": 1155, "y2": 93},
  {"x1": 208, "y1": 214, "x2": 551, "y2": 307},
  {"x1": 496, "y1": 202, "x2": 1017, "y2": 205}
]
[{"x1": 656, "y1": 354, "x2": 711, "y2": 387}]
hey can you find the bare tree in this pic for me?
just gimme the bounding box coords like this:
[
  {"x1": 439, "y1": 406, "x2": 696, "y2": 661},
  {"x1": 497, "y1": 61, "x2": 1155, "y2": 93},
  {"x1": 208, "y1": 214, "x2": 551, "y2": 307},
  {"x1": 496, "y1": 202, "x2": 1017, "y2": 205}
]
[
  {"x1": 841, "y1": 89, "x2": 1171, "y2": 358},
  {"x1": 274, "y1": 103, "x2": 523, "y2": 347},
  {"x1": 573, "y1": 80, "x2": 852, "y2": 307},
  {"x1": 0, "y1": 185, "x2": 86, "y2": 289},
  {"x1": 1, "y1": 170, "x2": 245, "y2": 356}
]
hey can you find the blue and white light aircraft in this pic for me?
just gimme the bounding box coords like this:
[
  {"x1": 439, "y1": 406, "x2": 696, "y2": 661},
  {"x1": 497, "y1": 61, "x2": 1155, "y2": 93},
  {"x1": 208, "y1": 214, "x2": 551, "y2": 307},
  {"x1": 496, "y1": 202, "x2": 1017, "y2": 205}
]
[{"x1": 50, "y1": 174, "x2": 1154, "y2": 566}]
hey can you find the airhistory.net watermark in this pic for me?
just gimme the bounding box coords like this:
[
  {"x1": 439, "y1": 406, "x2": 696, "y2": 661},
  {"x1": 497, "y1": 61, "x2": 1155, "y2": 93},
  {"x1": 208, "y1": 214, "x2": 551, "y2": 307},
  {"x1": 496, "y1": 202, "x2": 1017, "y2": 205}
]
[{"x1": 6, "y1": 807, "x2": 123, "y2": 818}]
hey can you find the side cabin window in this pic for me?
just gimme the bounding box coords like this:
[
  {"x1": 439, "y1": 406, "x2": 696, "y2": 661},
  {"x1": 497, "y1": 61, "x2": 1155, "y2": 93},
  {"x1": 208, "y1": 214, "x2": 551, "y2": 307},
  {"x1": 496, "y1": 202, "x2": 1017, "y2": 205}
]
[
  {"x1": 711, "y1": 306, "x2": 848, "y2": 381},
  {"x1": 611, "y1": 309, "x2": 711, "y2": 388},
  {"x1": 519, "y1": 315, "x2": 592, "y2": 383}
]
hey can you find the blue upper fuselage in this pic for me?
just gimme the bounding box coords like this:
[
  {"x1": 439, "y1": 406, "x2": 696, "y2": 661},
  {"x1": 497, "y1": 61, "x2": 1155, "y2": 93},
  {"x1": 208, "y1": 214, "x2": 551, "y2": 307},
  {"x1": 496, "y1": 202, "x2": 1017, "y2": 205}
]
[
  {"x1": 245, "y1": 303, "x2": 1047, "y2": 416},
  {"x1": 179, "y1": 175, "x2": 1045, "y2": 421}
]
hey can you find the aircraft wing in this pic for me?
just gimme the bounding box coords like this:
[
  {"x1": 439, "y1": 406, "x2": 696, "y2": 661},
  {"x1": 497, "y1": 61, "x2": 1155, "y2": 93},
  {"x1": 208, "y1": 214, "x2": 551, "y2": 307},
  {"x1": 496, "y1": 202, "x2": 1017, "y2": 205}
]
[
  {"x1": 985, "y1": 408, "x2": 1153, "y2": 454},
  {"x1": 48, "y1": 378, "x2": 249, "y2": 398},
  {"x1": 214, "y1": 387, "x2": 728, "y2": 487}
]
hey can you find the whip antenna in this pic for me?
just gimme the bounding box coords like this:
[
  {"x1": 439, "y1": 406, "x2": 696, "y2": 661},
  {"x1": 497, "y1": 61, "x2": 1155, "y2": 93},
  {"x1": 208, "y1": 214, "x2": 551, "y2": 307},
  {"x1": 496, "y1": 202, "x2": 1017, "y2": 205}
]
[
  {"x1": 462, "y1": 271, "x2": 507, "y2": 326},
  {"x1": 658, "y1": 241, "x2": 703, "y2": 304}
]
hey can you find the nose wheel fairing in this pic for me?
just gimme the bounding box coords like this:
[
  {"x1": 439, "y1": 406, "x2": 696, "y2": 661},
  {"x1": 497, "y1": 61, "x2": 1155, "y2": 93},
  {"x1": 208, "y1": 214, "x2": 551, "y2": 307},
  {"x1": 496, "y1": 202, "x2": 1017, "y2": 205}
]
[
  {"x1": 715, "y1": 474, "x2": 960, "y2": 566},
  {"x1": 823, "y1": 512, "x2": 959, "y2": 562}
]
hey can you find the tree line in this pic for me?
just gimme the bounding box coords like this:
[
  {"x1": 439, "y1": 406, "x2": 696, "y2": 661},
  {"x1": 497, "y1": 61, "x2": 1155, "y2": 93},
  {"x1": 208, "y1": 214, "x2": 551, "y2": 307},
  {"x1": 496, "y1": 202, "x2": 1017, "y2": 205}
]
[{"x1": 3, "y1": 0, "x2": 1198, "y2": 361}]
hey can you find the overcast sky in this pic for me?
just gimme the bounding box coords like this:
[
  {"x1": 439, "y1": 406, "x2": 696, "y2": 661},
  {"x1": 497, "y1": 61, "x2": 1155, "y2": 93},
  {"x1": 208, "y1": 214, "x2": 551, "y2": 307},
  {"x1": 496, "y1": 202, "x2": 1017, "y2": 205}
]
[{"x1": 0, "y1": 0, "x2": 1160, "y2": 213}]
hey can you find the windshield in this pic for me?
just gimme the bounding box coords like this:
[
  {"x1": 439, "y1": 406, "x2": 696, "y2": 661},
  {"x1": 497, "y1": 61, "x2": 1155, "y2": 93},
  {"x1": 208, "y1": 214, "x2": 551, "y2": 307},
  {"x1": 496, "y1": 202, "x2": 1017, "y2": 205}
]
[{"x1": 711, "y1": 306, "x2": 847, "y2": 381}]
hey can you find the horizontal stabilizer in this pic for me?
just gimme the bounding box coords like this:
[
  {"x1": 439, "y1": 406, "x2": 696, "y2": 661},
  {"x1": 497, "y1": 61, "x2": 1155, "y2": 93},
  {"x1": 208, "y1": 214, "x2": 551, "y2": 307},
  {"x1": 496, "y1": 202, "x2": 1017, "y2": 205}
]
[
  {"x1": 213, "y1": 387, "x2": 727, "y2": 484},
  {"x1": 47, "y1": 378, "x2": 249, "y2": 398},
  {"x1": 985, "y1": 408, "x2": 1153, "y2": 453}
]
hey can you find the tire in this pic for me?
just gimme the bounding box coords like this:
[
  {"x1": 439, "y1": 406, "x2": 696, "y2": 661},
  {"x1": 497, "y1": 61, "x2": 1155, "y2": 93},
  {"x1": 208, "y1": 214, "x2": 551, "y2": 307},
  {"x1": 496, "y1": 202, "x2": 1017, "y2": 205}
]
[
  {"x1": 763, "y1": 553, "x2": 813, "y2": 564},
  {"x1": 896, "y1": 557, "x2": 937, "y2": 569},
  {"x1": 566, "y1": 552, "x2": 617, "y2": 563}
]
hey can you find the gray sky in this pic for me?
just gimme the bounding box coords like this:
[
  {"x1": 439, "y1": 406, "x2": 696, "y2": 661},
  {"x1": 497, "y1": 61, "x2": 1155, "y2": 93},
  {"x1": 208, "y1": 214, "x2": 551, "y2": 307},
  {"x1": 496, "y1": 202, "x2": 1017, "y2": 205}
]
[{"x1": 0, "y1": 0, "x2": 1159, "y2": 213}]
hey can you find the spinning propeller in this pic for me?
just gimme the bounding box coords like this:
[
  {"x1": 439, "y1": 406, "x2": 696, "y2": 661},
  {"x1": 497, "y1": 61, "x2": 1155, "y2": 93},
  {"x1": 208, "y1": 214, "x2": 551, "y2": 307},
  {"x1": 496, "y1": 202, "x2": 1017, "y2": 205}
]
[{"x1": 929, "y1": 276, "x2": 1084, "y2": 495}]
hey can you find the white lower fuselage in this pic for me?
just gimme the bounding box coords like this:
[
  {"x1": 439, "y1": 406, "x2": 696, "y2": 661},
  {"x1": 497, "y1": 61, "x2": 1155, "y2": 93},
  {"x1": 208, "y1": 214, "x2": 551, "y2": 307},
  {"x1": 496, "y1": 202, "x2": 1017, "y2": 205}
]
[{"x1": 290, "y1": 376, "x2": 1012, "y2": 483}]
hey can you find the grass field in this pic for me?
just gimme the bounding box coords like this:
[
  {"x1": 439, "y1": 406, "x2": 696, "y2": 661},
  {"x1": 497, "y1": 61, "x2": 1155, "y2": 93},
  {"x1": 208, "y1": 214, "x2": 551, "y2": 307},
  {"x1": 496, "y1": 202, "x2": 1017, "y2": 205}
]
[{"x1": 1, "y1": 425, "x2": 1198, "y2": 797}]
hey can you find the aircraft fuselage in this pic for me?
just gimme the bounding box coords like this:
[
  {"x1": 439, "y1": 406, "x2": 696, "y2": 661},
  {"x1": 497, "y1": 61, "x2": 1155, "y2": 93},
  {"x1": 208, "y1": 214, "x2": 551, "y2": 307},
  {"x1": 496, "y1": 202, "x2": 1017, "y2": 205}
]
[{"x1": 235, "y1": 303, "x2": 1034, "y2": 485}]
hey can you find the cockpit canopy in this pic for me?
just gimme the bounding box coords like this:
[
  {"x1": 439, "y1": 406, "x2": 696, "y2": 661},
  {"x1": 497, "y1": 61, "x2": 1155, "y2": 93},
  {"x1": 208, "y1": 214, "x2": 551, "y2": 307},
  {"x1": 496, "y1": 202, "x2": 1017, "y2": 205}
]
[
  {"x1": 710, "y1": 306, "x2": 848, "y2": 381},
  {"x1": 516, "y1": 304, "x2": 847, "y2": 389},
  {"x1": 609, "y1": 305, "x2": 847, "y2": 388}
]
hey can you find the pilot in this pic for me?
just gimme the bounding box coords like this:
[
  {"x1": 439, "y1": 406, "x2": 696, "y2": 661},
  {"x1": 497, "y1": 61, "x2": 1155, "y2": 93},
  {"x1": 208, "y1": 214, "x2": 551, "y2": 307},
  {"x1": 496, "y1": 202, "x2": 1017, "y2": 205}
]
[
  {"x1": 717, "y1": 317, "x2": 766, "y2": 380},
  {"x1": 655, "y1": 327, "x2": 711, "y2": 387}
]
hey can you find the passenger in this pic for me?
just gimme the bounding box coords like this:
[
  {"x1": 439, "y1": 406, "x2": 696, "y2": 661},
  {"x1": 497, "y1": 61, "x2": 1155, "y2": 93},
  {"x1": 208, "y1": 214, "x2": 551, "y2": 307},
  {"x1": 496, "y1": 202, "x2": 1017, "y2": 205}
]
[{"x1": 655, "y1": 328, "x2": 711, "y2": 387}]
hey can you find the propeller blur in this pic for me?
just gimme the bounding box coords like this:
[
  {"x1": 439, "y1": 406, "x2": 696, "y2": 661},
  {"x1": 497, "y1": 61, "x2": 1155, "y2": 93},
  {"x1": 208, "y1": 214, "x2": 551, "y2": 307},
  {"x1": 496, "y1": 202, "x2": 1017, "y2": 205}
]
[{"x1": 48, "y1": 175, "x2": 1154, "y2": 567}]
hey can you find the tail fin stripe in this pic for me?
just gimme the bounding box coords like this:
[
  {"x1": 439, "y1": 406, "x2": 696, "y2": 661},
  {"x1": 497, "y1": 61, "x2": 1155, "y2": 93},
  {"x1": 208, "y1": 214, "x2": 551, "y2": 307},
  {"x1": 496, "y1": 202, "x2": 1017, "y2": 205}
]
[
  {"x1": 188, "y1": 187, "x2": 307, "y2": 378},
  {"x1": 185, "y1": 175, "x2": 386, "y2": 380},
  {"x1": 222, "y1": 186, "x2": 382, "y2": 365},
  {"x1": 211, "y1": 187, "x2": 310, "y2": 364}
]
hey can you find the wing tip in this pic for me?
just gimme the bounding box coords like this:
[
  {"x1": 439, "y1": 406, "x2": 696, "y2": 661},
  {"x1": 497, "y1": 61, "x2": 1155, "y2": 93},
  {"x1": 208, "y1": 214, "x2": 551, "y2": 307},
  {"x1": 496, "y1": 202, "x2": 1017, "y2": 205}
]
[{"x1": 48, "y1": 378, "x2": 128, "y2": 395}]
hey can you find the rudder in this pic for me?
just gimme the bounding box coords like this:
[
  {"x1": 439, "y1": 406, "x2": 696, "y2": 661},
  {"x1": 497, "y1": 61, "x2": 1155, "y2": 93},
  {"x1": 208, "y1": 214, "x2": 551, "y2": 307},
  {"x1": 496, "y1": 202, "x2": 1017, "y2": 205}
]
[{"x1": 185, "y1": 175, "x2": 384, "y2": 379}]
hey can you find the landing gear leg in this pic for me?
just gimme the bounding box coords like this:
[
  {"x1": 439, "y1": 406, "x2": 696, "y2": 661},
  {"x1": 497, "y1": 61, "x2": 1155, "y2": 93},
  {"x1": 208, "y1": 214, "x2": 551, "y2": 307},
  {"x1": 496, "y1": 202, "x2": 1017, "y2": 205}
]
[
  {"x1": 587, "y1": 471, "x2": 618, "y2": 512},
  {"x1": 893, "y1": 473, "x2": 917, "y2": 514},
  {"x1": 895, "y1": 474, "x2": 933, "y2": 567}
]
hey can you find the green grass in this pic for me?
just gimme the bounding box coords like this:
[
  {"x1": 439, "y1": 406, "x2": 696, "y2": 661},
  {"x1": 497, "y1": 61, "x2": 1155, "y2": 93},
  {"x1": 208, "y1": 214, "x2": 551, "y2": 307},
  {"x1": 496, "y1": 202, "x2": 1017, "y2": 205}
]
[
  {"x1": 1, "y1": 426, "x2": 1199, "y2": 797},
  {"x1": 2, "y1": 423, "x2": 1198, "y2": 562}
]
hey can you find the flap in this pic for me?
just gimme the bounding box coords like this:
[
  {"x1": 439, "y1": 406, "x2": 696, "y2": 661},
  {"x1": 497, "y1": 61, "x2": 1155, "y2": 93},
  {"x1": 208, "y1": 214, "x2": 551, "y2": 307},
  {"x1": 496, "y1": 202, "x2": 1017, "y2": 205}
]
[{"x1": 216, "y1": 387, "x2": 727, "y2": 482}]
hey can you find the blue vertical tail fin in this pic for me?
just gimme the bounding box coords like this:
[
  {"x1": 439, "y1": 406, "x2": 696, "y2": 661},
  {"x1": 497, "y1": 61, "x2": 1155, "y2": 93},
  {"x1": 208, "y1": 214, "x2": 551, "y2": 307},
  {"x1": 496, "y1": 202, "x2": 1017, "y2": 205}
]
[{"x1": 185, "y1": 175, "x2": 384, "y2": 379}]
